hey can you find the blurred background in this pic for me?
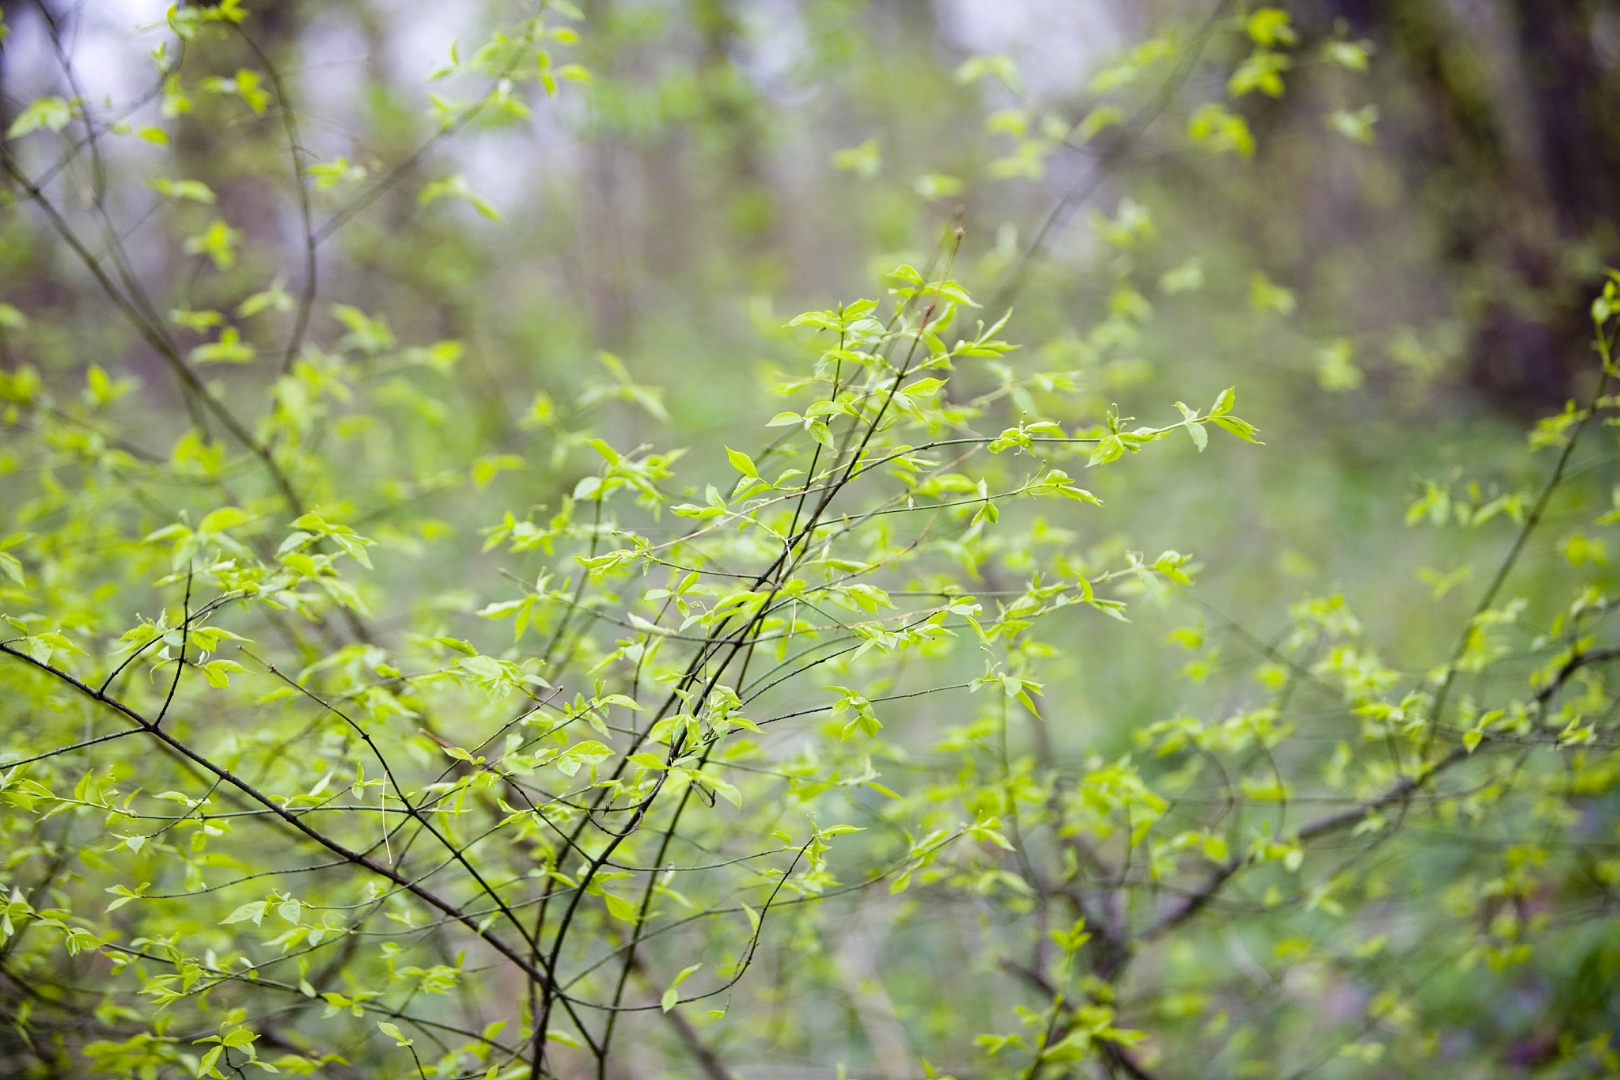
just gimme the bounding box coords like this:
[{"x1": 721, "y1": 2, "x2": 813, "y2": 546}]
[
  {"x1": 5, "y1": 0, "x2": 1620, "y2": 1074},
  {"x1": 8, "y1": 0, "x2": 1614, "y2": 681}
]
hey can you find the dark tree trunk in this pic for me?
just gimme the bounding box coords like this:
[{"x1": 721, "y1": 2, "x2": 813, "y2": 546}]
[{"x1": 1325, "y1": 0, "x2": 1620, "y2": 411}]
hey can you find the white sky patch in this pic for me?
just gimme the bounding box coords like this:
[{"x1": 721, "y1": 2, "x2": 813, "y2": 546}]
[{"x1": 934, "y1": 0, "x2": 1127, "y2": 98}]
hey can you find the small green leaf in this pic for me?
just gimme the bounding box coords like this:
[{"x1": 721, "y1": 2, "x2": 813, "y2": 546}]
[
  {"x1": 419, "y1": 174, "x2": 501, "y2": 220},
  {"x1": 197, "y1": 507, "x2": 253, "y2": 534},
  {"x1": 188, "y1": 327, "x2": 255, "y2": 364},
  {"x1": 222, "y1": 901, "x2": 267, "y2": 926},
  {"x1": 1327, "y1": 105, "x2": 1379, "y2": 145},
  {"x1": 832, "y1": 138, "x2": 881, "y2": 178},
  {"x1": 1247, "y1": 8, "x2": 1297, "y2": 47},
  {"x1": 661, "y1": 963, "x2": 702, "y2": 1012},
  {"x1": 725, "y1": 446, "x2": 758, "y2": 478},
  {"x1": 8, "y1": 96, "x2": 73, "y2": 138},
  {"x1": 377, "y1": 1021, "x2": 413, "y2": 1047},
  {"x1": 1077, "y1": 105, "x2": 1124, "y2": 142},
  {"x1": 201, "y1": 659, "x2": 247, "y2": 688},
  {"x1": 602, "y1": 891, "x2": 639, "y2": 923}
]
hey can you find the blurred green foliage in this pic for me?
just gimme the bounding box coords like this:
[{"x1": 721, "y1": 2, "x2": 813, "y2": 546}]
[{"x1": 1, "y1": 1, "x2": 1619, "y2": 1079}]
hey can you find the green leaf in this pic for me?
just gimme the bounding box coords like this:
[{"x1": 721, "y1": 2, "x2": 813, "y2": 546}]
[
  {"x1": 1322, "y1": 40, "x2": 1371, "y2": 72},
  {"x1": 148, "y1": 177, "x2": 216, "y2": 204},
  {"x1": 1229, "y1": 49, "x2": 1292, "y2": 98},
  {"x1": 1247, "y1": 8, "x2": 1297, "y2": 47},
  {"x1": 1327, "y1": 105, "x2": 1379, "y2": 145},
  {"x1": 1077, "y1": 105, "x2": 1124, "y2": 142},
  {"x1": 419, "y1": 174, "x2": 501, "y2": 220},
  {"x1": 1249, "y1": 273, "x2": 1296, "y2": 315},
  {"x1": 183, "y1": 220, "x2": 242, "y2": 271},
  {"x1": 1316, "y1": 339, "x2": 1363, "y2": 391},
  {"x1": 725, "y1": 446, "x2": 759, "y2": 478},
  {"x1": 1160, "y1": 259, "x2": 1205, "y2": 294},
  {"x1": 8, "y1": 96, "x2": 73, "y2": 138},
  {"x1": 472, "y1": 454, "x2": 524, "y2": 488},
  {"x1": 189, "y1": 327, "x2": 255, "y2": 364},
  {"x1": 1210, "y1": 415, "x2": 1262, "y2": 443},
  {"x1": 602, "y1": 891, "x2": 639, "y2": 923},
  {"x1": 201, "y1": 659, "x2": 247, "y2": 688},
  {"x1": 704, "y1": 774, "x2": 743, "y2": 808},
  {"x1": 377, "y1": 1021, "x2": 413, "y2": 1047},
  {"x1": 832, "y1": 138, "x2": 881, "y2": 178},
  {"x1": 198, "y1": 507, "x2": 253, "y2": 534},
  {"x1": 914, "y1": 173, "x2": 963, "y2": 199},
  {"x1": 1188, "y1": 103, "x2": 1254, "y2": 158},
  {"x1": 954, "y1": 54, "x2": 1022, "y2": 92},
  {"x1": 222, "y1": 901, "x2": 267, "y2": 926},
  {"x1": 308, "y1": 156, "x2": 367, "y2": 191},
  {"x1": 661, "y1": 963, "x2": 702, "y2": 1012}
]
